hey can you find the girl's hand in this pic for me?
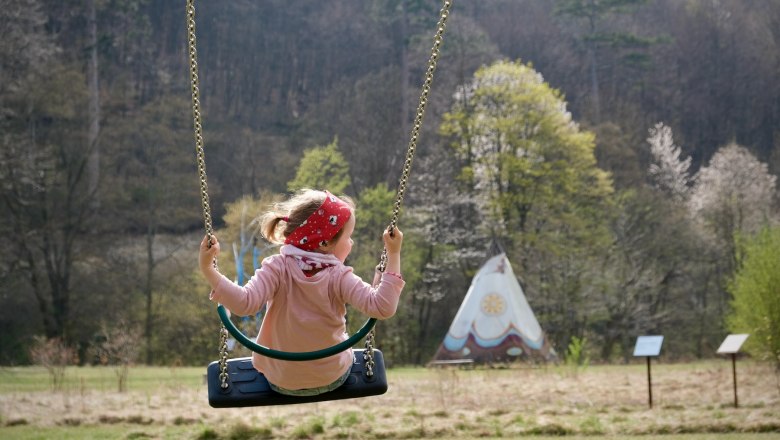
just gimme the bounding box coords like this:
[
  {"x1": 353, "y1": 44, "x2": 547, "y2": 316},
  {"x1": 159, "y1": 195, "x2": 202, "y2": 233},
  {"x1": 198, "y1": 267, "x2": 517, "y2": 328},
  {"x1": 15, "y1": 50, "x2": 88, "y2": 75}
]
[
  {"x1": 199, "y1": 234, "x2": 220, "y2": 272},
  {"x1": 383, "y1": 227, "x2": 403, "y2": 254}
]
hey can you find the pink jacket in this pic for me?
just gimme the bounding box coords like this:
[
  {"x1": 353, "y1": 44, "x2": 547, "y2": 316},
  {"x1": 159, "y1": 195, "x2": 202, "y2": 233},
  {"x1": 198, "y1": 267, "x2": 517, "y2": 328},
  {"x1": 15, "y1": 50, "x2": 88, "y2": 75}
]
[{"x1": 209, "y1": 254, "x2": 404, "y2": 390}]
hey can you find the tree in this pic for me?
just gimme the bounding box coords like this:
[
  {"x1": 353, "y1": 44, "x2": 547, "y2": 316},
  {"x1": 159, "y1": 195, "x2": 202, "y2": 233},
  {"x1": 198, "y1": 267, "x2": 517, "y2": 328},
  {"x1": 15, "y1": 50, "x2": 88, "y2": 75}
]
[
  {"x1": 218, "y1": 193, "x2": 282, "y2": 282},
  {"x1": 595, "y1": 189, "x2": 702, "y2": 360},
  {"x1": 688, "y1": 143, "x2": 777, "y2": 271},
  {"x1": 728, "y1": 227, "x2": 780, "y2": 369},
  {"x1": 401, "y1": 150, "x2": 486, "y2": 363},
  {"x1": 350, "y1": 184, "x2": 396, "y2": 281},
  {"x1": 644, "y1": 123, "x2": 723, "y2": 358},
  {"x1": 647, "y1": 122, "x2": 691, "y2": 202},
  {"x1": 440, "y1": 60, "x2": 613, "y2": 349},
  {"x1": 29, "y1": 336, "x2": 75, "y2": 390},
  {"x1": 95, "y1": 319, "x2": 142, "y2": 392},
  {"x1": 102, "y1": 96, "x2": 202, "y2": 364},
  {"x1": 0, "y1": 64, "x2": 91, "y2": 342},
  {"x1": 554, "y1": 0, "x2": 651, "y2": 122},
  {"x1": 684, "y1": 143, "x2": 777, "y2": 350},
  {"x1": 287, "y1": 139, "x2": 352, "y2": 195},
  {"x1": 0, "y1": 0, "x2": 62, "y2": 348},
  {"x1": 441, "y1": 60, "x2": 613, "y2": 243}
]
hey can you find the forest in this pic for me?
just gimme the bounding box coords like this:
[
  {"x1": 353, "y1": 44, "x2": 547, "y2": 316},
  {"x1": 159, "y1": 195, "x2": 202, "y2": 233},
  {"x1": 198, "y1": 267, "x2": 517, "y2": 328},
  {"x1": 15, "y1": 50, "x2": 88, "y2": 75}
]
[{"x1": 1, "y1": 0, "x2": 779, "y2": 368}]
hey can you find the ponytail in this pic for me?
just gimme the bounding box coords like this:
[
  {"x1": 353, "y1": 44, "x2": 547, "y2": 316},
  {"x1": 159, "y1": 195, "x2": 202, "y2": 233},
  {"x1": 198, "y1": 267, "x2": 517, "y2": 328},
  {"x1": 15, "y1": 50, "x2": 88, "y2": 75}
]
[
  {"x1": 257, "y1": 189, "x2": 354, "y2": 246},
  {"x1": 260, "y1": 213, "x2": 286, "y2": 244}
]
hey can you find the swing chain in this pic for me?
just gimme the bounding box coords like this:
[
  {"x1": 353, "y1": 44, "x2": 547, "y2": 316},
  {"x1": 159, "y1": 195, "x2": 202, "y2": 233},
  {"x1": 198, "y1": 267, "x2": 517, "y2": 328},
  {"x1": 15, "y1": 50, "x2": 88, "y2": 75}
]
[
  {"x1": 185, "y1": 0, "x2": 212, "y2": 240},
  {"x1": 187, "y1": 0, "x2": 453, "y2": 381},
  {"x1": 218, "y1": 326, "x2": 230, "y2": 388},
  {"x1": 186, "y1": 0, "x2": 229, "y2": 389},
  {"x1": 379, "y1": 0, "x2": 452, "y2": 272},
  {"x1": 363, "y1": 330, "x2": 375, "y2": 378}
]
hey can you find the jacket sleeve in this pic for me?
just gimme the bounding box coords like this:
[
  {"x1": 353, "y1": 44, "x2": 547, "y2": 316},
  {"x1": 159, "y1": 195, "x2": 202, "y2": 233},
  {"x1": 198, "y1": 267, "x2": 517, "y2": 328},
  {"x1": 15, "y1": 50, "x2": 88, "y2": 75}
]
[
  {"x1": 338, "y1": 269, "x2": 405, "y2": 320},
  {"x1": 209, "y1": 256, "x2": 282, "y2": 316}
]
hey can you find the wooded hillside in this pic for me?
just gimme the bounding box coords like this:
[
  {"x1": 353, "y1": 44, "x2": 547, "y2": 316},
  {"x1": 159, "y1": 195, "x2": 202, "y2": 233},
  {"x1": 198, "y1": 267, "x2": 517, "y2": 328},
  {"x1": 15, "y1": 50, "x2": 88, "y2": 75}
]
[{"x1": 1, "y1": 0, "x2": 778, "y2": 366}]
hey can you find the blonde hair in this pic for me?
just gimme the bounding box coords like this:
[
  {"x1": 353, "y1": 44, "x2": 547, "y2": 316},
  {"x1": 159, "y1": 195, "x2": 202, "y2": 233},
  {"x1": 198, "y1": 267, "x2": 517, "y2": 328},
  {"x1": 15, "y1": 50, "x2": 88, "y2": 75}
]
[{"x1": 260, "y1": 189, "x2": 355, "y2": 246}]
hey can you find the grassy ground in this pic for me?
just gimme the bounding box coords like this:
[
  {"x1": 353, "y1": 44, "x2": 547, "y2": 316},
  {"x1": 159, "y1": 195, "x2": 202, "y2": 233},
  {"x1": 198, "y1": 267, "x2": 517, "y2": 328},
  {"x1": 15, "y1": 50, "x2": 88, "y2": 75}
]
[{"x1": 1, "y1": 360, "x2": 779, "y2": 439}]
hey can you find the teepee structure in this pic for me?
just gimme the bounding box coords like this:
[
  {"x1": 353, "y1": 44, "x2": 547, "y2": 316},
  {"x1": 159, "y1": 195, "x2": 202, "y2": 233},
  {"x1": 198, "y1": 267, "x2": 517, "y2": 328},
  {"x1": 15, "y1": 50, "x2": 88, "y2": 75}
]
[{"x1": 431, "y1": 253, "x2": 556, "y2": 364}]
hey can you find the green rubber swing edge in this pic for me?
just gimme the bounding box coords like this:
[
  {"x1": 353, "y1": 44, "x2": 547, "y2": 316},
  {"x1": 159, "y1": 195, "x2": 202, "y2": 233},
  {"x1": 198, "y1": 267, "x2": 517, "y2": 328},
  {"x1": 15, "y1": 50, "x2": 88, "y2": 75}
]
[{"x1": 217, "y1": 304, "x2": 377, "y2": 361}]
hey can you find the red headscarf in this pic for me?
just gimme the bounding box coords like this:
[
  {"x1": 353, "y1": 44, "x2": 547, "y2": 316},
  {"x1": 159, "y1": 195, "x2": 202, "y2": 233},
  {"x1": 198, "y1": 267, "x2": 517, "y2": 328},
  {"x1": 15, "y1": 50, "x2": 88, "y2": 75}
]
[{"x1": 284, "y1": 191, "x2": 352, "y2": 251}]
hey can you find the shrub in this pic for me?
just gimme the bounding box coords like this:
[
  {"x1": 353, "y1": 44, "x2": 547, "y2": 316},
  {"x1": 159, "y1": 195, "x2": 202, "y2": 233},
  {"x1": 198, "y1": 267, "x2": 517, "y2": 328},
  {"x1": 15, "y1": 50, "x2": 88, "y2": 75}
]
[
  {"x1": 728, "y1": 227, "x2": 780, "y2": 369},
  {"x1": 29, "y1": 336, "x2": 75, "y2": 390}
]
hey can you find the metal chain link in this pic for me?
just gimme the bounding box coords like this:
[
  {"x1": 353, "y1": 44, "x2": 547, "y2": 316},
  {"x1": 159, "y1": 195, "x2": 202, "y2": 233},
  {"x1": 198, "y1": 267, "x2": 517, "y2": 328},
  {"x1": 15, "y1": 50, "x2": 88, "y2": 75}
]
[
  {"x1": 369, "y1": 0, "x2": 452, "y2": 371},
  {"x1": 185, "y1": 0, "x2": 229, "y2": 390},
  {"x1": 218, "y1": 326, "x2": 230, "y2": 386},
  {"x1": 363, "y1": 331, "x2": 376, "y2": 378},
  {"x1": 378, "y1": 0, "x2": 453, "y2": 273},
  {"x1": 187, "y1": 0, "x2": 453, "y2": 385}
]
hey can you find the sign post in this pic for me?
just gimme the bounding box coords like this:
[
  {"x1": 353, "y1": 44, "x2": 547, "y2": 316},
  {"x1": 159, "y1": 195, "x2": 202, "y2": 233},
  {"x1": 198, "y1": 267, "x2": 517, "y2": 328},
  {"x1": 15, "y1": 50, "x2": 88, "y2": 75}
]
[
  {"x1": 633, "y1": 335, "x2": 664, "y2": 409},
  {"x1": 716, "y1": 334, "x2": 749, "y2": 408}
]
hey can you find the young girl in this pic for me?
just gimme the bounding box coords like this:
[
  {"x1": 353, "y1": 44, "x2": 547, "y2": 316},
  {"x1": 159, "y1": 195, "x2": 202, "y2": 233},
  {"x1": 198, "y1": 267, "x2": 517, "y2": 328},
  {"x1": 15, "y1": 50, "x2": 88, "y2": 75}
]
[{"x1": 199, "y1": 189, "x2": 404, "y2": 396}]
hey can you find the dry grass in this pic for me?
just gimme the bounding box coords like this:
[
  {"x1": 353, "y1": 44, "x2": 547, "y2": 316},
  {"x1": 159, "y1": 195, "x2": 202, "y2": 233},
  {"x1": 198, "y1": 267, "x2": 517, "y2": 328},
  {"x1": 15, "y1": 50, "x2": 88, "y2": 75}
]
[{"x1": 1, "y1": 360, "x2": 779, "y2": 438}]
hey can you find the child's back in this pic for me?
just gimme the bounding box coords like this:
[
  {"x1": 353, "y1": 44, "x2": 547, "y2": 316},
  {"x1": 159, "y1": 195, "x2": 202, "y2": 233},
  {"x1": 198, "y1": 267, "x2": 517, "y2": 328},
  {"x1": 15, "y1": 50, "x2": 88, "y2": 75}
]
[{"x1": 199, "y1": 189, "x2": 404, "y2": 394}]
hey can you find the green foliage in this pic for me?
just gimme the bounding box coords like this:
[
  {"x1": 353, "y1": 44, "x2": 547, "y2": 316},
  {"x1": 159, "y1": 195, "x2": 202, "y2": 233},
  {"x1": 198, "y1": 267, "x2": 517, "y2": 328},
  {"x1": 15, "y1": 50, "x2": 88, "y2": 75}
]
[
  {"x1": 441, "y1": 59, "x2": 613, "y2": 349},
  {"x1": 287, "y1": 138, "x2": 351, "y2": 195},
  {"x1": 291, "y1": 416, "x2": 325, "y2": 439},
  {"x1": 441, "y1": 60, "x2": 612, "y2": 245},
  {"x1": 150, "y1": 268, "x2": 223, "y2": 366},
  {"x1": 350, "y1": 183, "x2": 396, "y2": 280},
  {"x1": 565, "y1": 335, "x2": 590, "y2": 368},
  {"x1": 226, "y1": 422, "x2": 272, "y2": 440},
  {"x1": 330, "y1": 411, "x2": 360, "y2": 428},
  {"x1": 195, "y1": 429, "x2": 220, "y2": 440},
  {"x1": 218, "y1": 193, "x2": 282, "y2": 283},
  {"x1": 727, "y1": 227, "x2": 780, "y2": 367},
  {"x1": 2, "y1": 0, "x2": 780, "y2": 367}
]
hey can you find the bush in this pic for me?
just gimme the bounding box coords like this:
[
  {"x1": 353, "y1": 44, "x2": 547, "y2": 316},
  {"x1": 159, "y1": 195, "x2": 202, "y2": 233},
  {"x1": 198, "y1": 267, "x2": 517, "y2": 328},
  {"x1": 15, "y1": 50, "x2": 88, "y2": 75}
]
[
  {"x1": 728, "y1": 227, "x2": 780, "y2": 369},
  {"x1": 29, "y1": 336, "x2": 75, "y2": 390}
]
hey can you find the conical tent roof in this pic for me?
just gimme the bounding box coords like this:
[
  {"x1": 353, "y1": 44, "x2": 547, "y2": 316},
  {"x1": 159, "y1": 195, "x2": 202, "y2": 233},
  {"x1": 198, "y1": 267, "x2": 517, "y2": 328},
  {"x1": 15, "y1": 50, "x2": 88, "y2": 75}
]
[{"x1": 431, "y1": 253, "x2": 556, "y2": 364}]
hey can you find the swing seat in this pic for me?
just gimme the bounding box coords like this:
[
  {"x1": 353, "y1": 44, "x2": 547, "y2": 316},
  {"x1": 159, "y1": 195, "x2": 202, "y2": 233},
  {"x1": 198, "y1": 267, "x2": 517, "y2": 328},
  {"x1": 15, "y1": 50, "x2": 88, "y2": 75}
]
[{"x1": 207, "y1": 349, "x2": 387, "y2": 407}]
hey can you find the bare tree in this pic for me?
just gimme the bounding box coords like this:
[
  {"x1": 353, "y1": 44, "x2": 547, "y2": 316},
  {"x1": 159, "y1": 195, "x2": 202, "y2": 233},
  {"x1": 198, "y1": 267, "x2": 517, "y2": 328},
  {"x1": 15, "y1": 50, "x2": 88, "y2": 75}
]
[
  {"x1": 29, "y1": 336, "x2": 75, "y2": 390},
  {"x1": 94, "y1": 320, "x2": 142, "y2": 393}
]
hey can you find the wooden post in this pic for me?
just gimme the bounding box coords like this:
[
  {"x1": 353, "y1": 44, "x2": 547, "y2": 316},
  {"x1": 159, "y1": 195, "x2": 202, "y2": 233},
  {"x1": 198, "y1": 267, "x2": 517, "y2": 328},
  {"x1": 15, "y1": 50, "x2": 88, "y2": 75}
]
[
  {"x1": 647, "y1": 356, "x2": 653, "y2": 409},
  {"x1": 732, "y1": 353, "x2": 738, "y2": 408},
  {"x1": 634, "y1": 335, "x2": 663, "y2": 410},
  {"x1": 717, "y1": 334, "x2": 749, "y2": 408}
]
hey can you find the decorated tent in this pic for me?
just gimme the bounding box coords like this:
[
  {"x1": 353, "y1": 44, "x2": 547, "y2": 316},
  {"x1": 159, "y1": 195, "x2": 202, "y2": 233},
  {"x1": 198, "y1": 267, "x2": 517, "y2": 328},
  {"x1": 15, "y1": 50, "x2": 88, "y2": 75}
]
[{"x1": 431, "y1": 253, "x2": 556, "y2": 364}]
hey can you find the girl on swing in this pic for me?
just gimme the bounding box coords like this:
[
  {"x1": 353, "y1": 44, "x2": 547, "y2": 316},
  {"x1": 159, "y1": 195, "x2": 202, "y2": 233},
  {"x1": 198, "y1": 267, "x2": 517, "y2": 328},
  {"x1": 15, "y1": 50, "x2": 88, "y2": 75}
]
[{"x1": 198, "y1": 189, "x2": 404, "y2": 396}]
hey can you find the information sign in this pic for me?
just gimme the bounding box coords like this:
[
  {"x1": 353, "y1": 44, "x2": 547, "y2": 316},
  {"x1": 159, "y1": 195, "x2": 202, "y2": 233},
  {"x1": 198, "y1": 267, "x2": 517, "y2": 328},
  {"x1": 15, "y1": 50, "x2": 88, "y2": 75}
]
[
  {"x1": 633, "y1": 335, "x2": 664, "y2": 357},
  {"x1": 716, "y1": 334, "x2": 749, "y2": 354}
]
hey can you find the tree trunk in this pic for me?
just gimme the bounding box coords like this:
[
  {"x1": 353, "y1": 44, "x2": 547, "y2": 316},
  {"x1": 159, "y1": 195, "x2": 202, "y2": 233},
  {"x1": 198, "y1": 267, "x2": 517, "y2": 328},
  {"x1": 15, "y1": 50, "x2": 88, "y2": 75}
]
[
  {"x1": 86, "y1": 0, "x2": 101, "y2": 209},
  {"x1": 145, "y1": 224, "x2": 155, "y2": 365},
  {"x1": 388, "y1": 0, "x2": 410, "y2": 184},
  {"x1": 586, "y1": 12, "x2": 601, "y2": 123},
  {"x1": 587, "y1": 45, "x2": 601, "y2": 123}
]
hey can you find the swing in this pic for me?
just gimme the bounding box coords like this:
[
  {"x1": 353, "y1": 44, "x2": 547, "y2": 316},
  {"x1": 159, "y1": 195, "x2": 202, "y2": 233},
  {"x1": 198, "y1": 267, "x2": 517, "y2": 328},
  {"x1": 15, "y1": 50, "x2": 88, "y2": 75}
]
[{"x1": 185, "y1": 0, "x2": 453, "y2": 407}]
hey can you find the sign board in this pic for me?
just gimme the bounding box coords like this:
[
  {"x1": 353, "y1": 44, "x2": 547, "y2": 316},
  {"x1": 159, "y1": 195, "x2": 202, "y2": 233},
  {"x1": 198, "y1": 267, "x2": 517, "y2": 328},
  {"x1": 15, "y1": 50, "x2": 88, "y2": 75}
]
[
  {"x1": 633, "y1": 335, "x2": 664, "y2": 357},
  {"x1": 717, "y1": 334, "x2": 749, "y2": 354}
]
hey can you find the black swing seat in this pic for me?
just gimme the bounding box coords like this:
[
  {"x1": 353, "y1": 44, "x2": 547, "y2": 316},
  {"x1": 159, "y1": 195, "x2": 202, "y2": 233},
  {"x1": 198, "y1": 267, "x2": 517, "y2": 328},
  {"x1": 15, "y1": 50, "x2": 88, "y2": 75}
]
[{"x1": 207, "y1": 349, "x2": 388, "y2": 407}]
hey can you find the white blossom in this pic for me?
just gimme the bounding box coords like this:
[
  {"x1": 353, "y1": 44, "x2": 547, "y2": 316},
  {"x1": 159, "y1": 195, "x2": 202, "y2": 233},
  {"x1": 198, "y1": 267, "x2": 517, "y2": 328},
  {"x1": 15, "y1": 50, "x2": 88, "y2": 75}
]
[
  {"x1": 647, "y1": 123, "x2": 691, "y2": 201},
  {"x1": 689, "y1": 143, "x2": 777, "y2": 235}
]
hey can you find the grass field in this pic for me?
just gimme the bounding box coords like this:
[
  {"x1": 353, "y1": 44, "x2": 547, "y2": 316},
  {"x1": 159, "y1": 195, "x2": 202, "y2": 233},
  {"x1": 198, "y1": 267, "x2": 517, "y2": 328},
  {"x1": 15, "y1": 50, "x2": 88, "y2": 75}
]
[{"x1": 1, "y1": 360, "x2": 779, "y2": 439}]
